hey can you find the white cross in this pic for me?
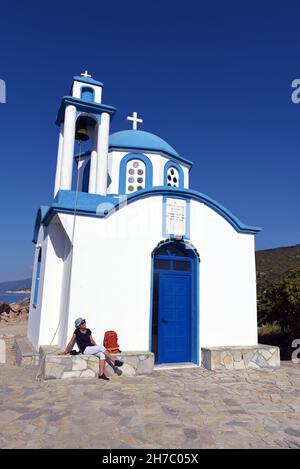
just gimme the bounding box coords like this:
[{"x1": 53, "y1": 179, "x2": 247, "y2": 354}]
[
  {"x1": 127, "y1": 111, "x2": 143, "y2": 130},
  {"x1": 81, "y1": 70, "x2": 92, "y2": 78}
]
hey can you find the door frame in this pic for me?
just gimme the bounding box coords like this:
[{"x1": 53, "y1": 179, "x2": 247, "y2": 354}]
[{"x1": 149, "y1": 240, "x2": 200, "y2": 365}]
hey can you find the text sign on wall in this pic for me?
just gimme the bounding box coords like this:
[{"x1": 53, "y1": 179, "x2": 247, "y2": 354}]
[{"x1": 166, "y1": 198, "x2": 186, "y2": 237}]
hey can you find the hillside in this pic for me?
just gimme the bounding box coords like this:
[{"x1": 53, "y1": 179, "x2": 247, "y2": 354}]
[
  {"x1": 256, "y1": 243, "x2": 300, "y2": 281},
  {"x1": 0, "y1": 278, "x2": 31, "y2": 293}
]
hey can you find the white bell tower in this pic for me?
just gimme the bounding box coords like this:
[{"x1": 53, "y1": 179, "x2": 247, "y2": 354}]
[{"x1": 54, "y1": 72, "x2": 116, "y2": 197}]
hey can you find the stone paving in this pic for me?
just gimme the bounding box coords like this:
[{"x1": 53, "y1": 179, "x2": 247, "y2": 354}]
[{"x1": 1, "y1": 325, "x2": 300, "y2": 448}]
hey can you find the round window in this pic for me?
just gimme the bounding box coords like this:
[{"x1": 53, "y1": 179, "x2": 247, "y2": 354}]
[
  {"x1": 128, "y1": 185, "x2": 134, "y2": 192},
  {"x1": 173, "y1": 177, "x2": 177, "y2": 183},
  {"x1": 137, "y1": 177, "x2": 143, "y2": 183},
  {"x1": 133, "y1": 161, "x2": 139, "y2": 168},
  {"x1": 129, "y1": 168, "x2": 135, "y2": 175},
  {"x1": 137, "y1": 169, "x2": 144, "y2": 175},
  {"x1": 137, "y1": 185, "x2": 143, "y2": 190},
  {"x1": 170, "y1": 168, "x2": 175, "y2": 175},
  {"x1": 128, "y1": 176, "x2": 134, "y2": 183},
  {"x1": 167, "y1": 175, "x2": 171, "y2": 181}
]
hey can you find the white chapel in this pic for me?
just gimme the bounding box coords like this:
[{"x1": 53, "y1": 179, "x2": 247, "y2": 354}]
[{"x1": 28, "y1": 72, "x2": 261, "y2": 366}]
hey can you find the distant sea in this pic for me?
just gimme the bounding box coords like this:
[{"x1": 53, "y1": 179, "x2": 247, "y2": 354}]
[{"x1": 0, "y1": 293, "x2": 30, "y2": 304}]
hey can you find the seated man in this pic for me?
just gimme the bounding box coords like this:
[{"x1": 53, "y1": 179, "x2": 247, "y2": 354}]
[{"x1": 60, "y1": 317, "x2": 123, "y2": 381}]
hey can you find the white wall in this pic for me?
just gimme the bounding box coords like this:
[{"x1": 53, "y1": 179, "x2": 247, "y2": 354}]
[
  {"x1": 28, "y1": 216, "x2": 72, "y2": 349},
  {"x1": 29, "y1": 195, "x2": 258, "y2": 355},
  {"x1": 189, "y1": 201, "x2": 258, "y2": 347},
  {"x1": 63, "y1": 197, "x2": 162, "y2": 350}
]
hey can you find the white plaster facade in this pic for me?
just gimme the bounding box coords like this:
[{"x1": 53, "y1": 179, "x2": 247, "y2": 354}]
[
  {"x1": 28, "y1": 195, "x2": 258, "y2": 355},
  {"x1": 28, "y1": 74, "x2": 260, "y2": 365}
]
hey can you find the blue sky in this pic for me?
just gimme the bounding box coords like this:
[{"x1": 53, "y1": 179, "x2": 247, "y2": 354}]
[{"x1": 0, "y1": 1, "x2": 300, "y2": 281}]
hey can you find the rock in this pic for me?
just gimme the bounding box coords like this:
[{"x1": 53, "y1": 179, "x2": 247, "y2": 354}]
[
  {"x1": 9, "y1": 304, "x2": 20, "y2": 314},
  {"x1": 17, "y1": 297, "x2": 30, "y2": 308},
  {"x1": 256, "y1": 354, "x2": 269, "y2": 368},
  {"x1": 0, "y1": 298, "x2": 30, "y2": 324},
  {"x1": 20, "y1": 308, "x2": 28, "y2": 318},
  {"x1": 72, "y1": 357, "x2": 87, "y2": 371},
  {"x1": 234, "y1": 360, "x2": 246, "y2": 370},
  {"x1": 0, "y1": 301, "x2": 10, "y2": 315},
  {"x1": 223, "y1": 355, "x2": 234, "y2": 370}
]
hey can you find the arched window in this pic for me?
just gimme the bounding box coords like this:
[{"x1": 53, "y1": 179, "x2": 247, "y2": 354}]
[
  {"x1": 166, "y1": 166, "x2": 179, "y2": 187},
  {"x1": 164, "y1": 161, "x2": 184, "y2": 188},
  {"x1": 119, "y1": 153, "x2": 153, "y2": 194},
  {"x1": 126, "y1": 159, "x2": 146, "y2": 193},
  {"x1": 33, "y1": 248, "x2": 42, "y2": 307},
  {"x1": 81, "y1": 86, "x2": 94, "y2": 102}
]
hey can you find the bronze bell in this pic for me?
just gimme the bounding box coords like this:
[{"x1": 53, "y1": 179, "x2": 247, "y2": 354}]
[
  {"x1": 75, "y1": 116, "x2": 95, "y2": 141},
  {"x1": 75, "y1": 124, "x2": 89, "y2": 141}
]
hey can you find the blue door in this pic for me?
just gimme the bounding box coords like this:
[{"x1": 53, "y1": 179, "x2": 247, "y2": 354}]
[
  {"x1": 151, "y1": 241, "x2": 197, "y2": 365},
  {"x1": 157, "y1": 272, "x2": 191, "y2": 363}
]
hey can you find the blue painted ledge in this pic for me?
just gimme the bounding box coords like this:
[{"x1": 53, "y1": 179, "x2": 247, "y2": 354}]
[{"x1": 33, "y1": 187, "x2": 262, "y2": 243}]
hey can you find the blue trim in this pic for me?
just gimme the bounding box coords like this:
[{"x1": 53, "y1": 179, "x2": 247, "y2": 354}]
[
  {"x1": 55, "y1": 96, "x2": 116, "y2": 126},
  {"x1": 33, "y1": 247, "x2": 42, "y2": 307},
  {"x1": 33, "y1": 206, "x2": 50, "y2": 243},
  {"x1": 162, "y1": 196, "x2": 167, "y2": 238},
  {"x1": 152, "y1": 238, "x2": 201, "y2": 260},
  {"x1": 149, "y1": 240, "x2": 199, "y2": 365},
  {"x1": 118, "y1": 152, "x2": 153, "y2": 194},
  {"x1": 163, "y1": 160, "x2": 185, "y2": 188},
  {"x1": 72, "y1": 76, "x2": 104, "y2": 87},
  {"x1": 33, "y1": 187, "x2": 261, "y2": 245},
  {"x1": 148, "y1": 255, "x2": 154, "y2": 353},
  {"x1": 185, "y1": 199, "x2": 190, "y2": 239},
  {"x1": 80, "y1": 87, "x2": 94, "y2": 102},
  {"x1": 196, "y1": 257, "x2": 200, "y2": 366}
]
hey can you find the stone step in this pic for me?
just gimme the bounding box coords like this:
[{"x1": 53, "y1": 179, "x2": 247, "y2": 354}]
[
  {"x1": 154, "y1": 363, "x2": 198, "y2": 371},
  {"x1": 15, "y1": 336, "x2": 39, "y2": 367}
]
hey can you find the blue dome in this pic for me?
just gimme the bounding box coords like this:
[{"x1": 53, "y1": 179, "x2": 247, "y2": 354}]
[{"x1": 109, "y1": 130, "x2": 180, "y2": 159}]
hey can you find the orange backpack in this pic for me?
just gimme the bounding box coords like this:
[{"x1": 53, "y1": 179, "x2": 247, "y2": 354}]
[{"x1": 103, "y1": 330, "x2": 120, "y2": 353}]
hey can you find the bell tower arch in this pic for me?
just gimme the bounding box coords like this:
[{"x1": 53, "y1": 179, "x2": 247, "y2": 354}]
[{"x1": 53, "y1": 71, "x2": 116, "y2": 197}]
